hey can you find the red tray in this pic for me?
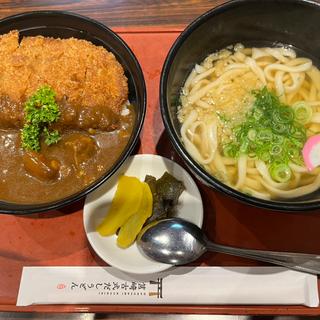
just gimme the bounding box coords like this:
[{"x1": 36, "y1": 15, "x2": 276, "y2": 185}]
[{"x1": 1, "y1": 27, "x2": 320, "y2": 315}]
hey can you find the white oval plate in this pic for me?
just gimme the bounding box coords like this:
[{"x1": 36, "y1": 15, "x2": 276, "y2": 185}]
[{"x1": 83, "y1": 154, "x2": 203, "y2": 274}]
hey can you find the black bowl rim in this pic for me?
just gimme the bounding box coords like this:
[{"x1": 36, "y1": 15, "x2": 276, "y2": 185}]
[
  {"x1": 0, "y1": 10, "x2": 147, "y2": 214},
  {"x1": 160, "y1": 0, "x2": 320, "y2": 212}
]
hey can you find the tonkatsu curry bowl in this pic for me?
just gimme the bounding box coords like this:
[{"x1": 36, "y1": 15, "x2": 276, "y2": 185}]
[
  {"x1": 0, "y1": 11, "x2": 146, "y2": 214},
  {"x1": 160, "y1": 0, "x2": 320, "y2": 211}
]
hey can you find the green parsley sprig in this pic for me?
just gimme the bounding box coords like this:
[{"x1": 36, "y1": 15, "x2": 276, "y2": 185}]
[{"x1": 21, "y1": 86, "x2": 61, "y2": 152}]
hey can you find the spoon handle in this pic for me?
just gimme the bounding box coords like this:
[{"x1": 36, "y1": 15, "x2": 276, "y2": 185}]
[{"x1": 205, "y1": 241, "x2": 320, "y2": 275}]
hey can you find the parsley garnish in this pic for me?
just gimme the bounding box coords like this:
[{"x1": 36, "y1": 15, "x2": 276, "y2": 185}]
[{"x1": 21, "y1": 86, "x2": 61, "y2": 152}]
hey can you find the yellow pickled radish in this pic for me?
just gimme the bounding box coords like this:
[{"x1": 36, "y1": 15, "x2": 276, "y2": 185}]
[
  {"x1": 117, "y1": 182, "x2": 153, "y2": 248},
  {"x1": 96, "y1": 175, "x2": 143, "y2": 236}
]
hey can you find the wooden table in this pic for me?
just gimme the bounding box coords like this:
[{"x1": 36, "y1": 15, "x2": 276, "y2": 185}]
[
  {"x1": 0, "y1": 0, "x2": 226, "y2": 28},
  {"x1": 0, "y1": 0, "x2": 320, "y2": 316}
]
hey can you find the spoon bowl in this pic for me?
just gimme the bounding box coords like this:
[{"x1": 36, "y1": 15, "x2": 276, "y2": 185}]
[
  {"x1": 138, "y1": 218, "x2": 206, "y2": 265},
  {"x1": 137, "y1": 217, "x2": 320, "y2": 275}
]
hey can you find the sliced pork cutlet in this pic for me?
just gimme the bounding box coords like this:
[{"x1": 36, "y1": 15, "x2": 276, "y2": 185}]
[
  {"x1": 0, "y1": 31, "x2": 129, "y2": 131},
  {"x1": 0, "y1": 30, "x2": 28, "y2": 128}
]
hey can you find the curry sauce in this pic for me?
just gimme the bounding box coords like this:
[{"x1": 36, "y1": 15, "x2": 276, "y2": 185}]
[{"x1": 0, "y1": 108, "x2": 134, "y2": 204}]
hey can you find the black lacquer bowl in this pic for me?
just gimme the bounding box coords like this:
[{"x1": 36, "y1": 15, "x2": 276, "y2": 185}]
[
  {"x1": 160, "y1": 0, "x2": 320, "y2": 212},
  {"x1": 0, "y1": 11, "x2": 146, "y2": 214}
]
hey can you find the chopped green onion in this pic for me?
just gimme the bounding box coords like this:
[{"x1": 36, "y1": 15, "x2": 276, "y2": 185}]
[
  {"x1": 221, "y1": 87, "x2": 307, "y2": 183},
  {"x1": 240, "y1": 139, "x2": 249, "y2": 153},
  {"x1": 272, "y1": 122, "x2": 288, "y2": 134},
  {"x1": 273, "y1": 108, "x2": 294, "y2": 123},
  {"x1": 293, "y1": 101, "x2": 313, "y2": 124},
  {"x1": 257, "y1": 128, "x2": 273, "y2": 141},
  {"x1": 259, "y1": 150, "x2": 271, "y2": 162},
  {"x1": 288, "y1": 148, "x2": 300, "y2": 159},
  {"x1": 291, "y1": 138, "x2": 304, "y2": 148},
  {"x1": 253, "y1": 108, "x2": 263, "y2": 120},
  {"x1": 270, "y1": 163, "x2": 292, "y2": 183},
  {"x1": 247, "y1": 129, "x2": 257, "y2": 141},
  {"x1": 223, "y1": 143, "x2": 239, "y2": 158},
  {"x1": 288, "y1": 148, "x2": 304, "y2": 165},
  {"x1": 291, "y1": 125, "x2": 307, "y2": 141},
  {"x1": 273, "y1": 135, "x2": 285, "y2": 145},
  {"x1": 270, "y1": 144, "x2": 282, "y2": 156},
  {"x1": 233, "y1": 126, "x2": 242, "y2": 138}
]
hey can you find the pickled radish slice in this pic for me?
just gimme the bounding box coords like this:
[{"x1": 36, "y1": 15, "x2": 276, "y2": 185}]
[
  {"x1": 303, "y1": 135, "x2": 320, "y2": 171},
  {"x1": 117, "y1": 182, "x2": 153, "y2": 248},
  {"x1": 96, "y1": 176, "x2": 143, "y2": 236}
]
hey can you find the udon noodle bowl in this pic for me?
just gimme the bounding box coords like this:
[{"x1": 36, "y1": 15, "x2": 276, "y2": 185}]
[{"x1": 178, "y1": 44, "x2": 320, "y2": 200}]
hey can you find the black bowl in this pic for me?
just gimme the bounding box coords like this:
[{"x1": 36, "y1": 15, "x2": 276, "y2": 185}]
[
  {"x1": 0, "y1": 11, "x2": 146, "y2": 214},
  {"x1": 160, "y1": 0, "x2": 320, "y2": 212}
]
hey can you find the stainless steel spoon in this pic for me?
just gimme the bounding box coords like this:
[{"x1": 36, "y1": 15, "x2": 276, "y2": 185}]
[{"x1": 137, "y1": 217, "x2": 320, "y2": 275}]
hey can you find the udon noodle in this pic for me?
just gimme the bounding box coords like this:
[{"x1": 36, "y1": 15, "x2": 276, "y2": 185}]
[{"x1": 178, "y1": 44, "x2": 320, "y2": 200}]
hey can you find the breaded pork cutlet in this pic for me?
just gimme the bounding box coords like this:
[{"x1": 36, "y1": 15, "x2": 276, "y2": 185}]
[{"x1": 0, "y1": 30, "x2": 128, "y2": 131}]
